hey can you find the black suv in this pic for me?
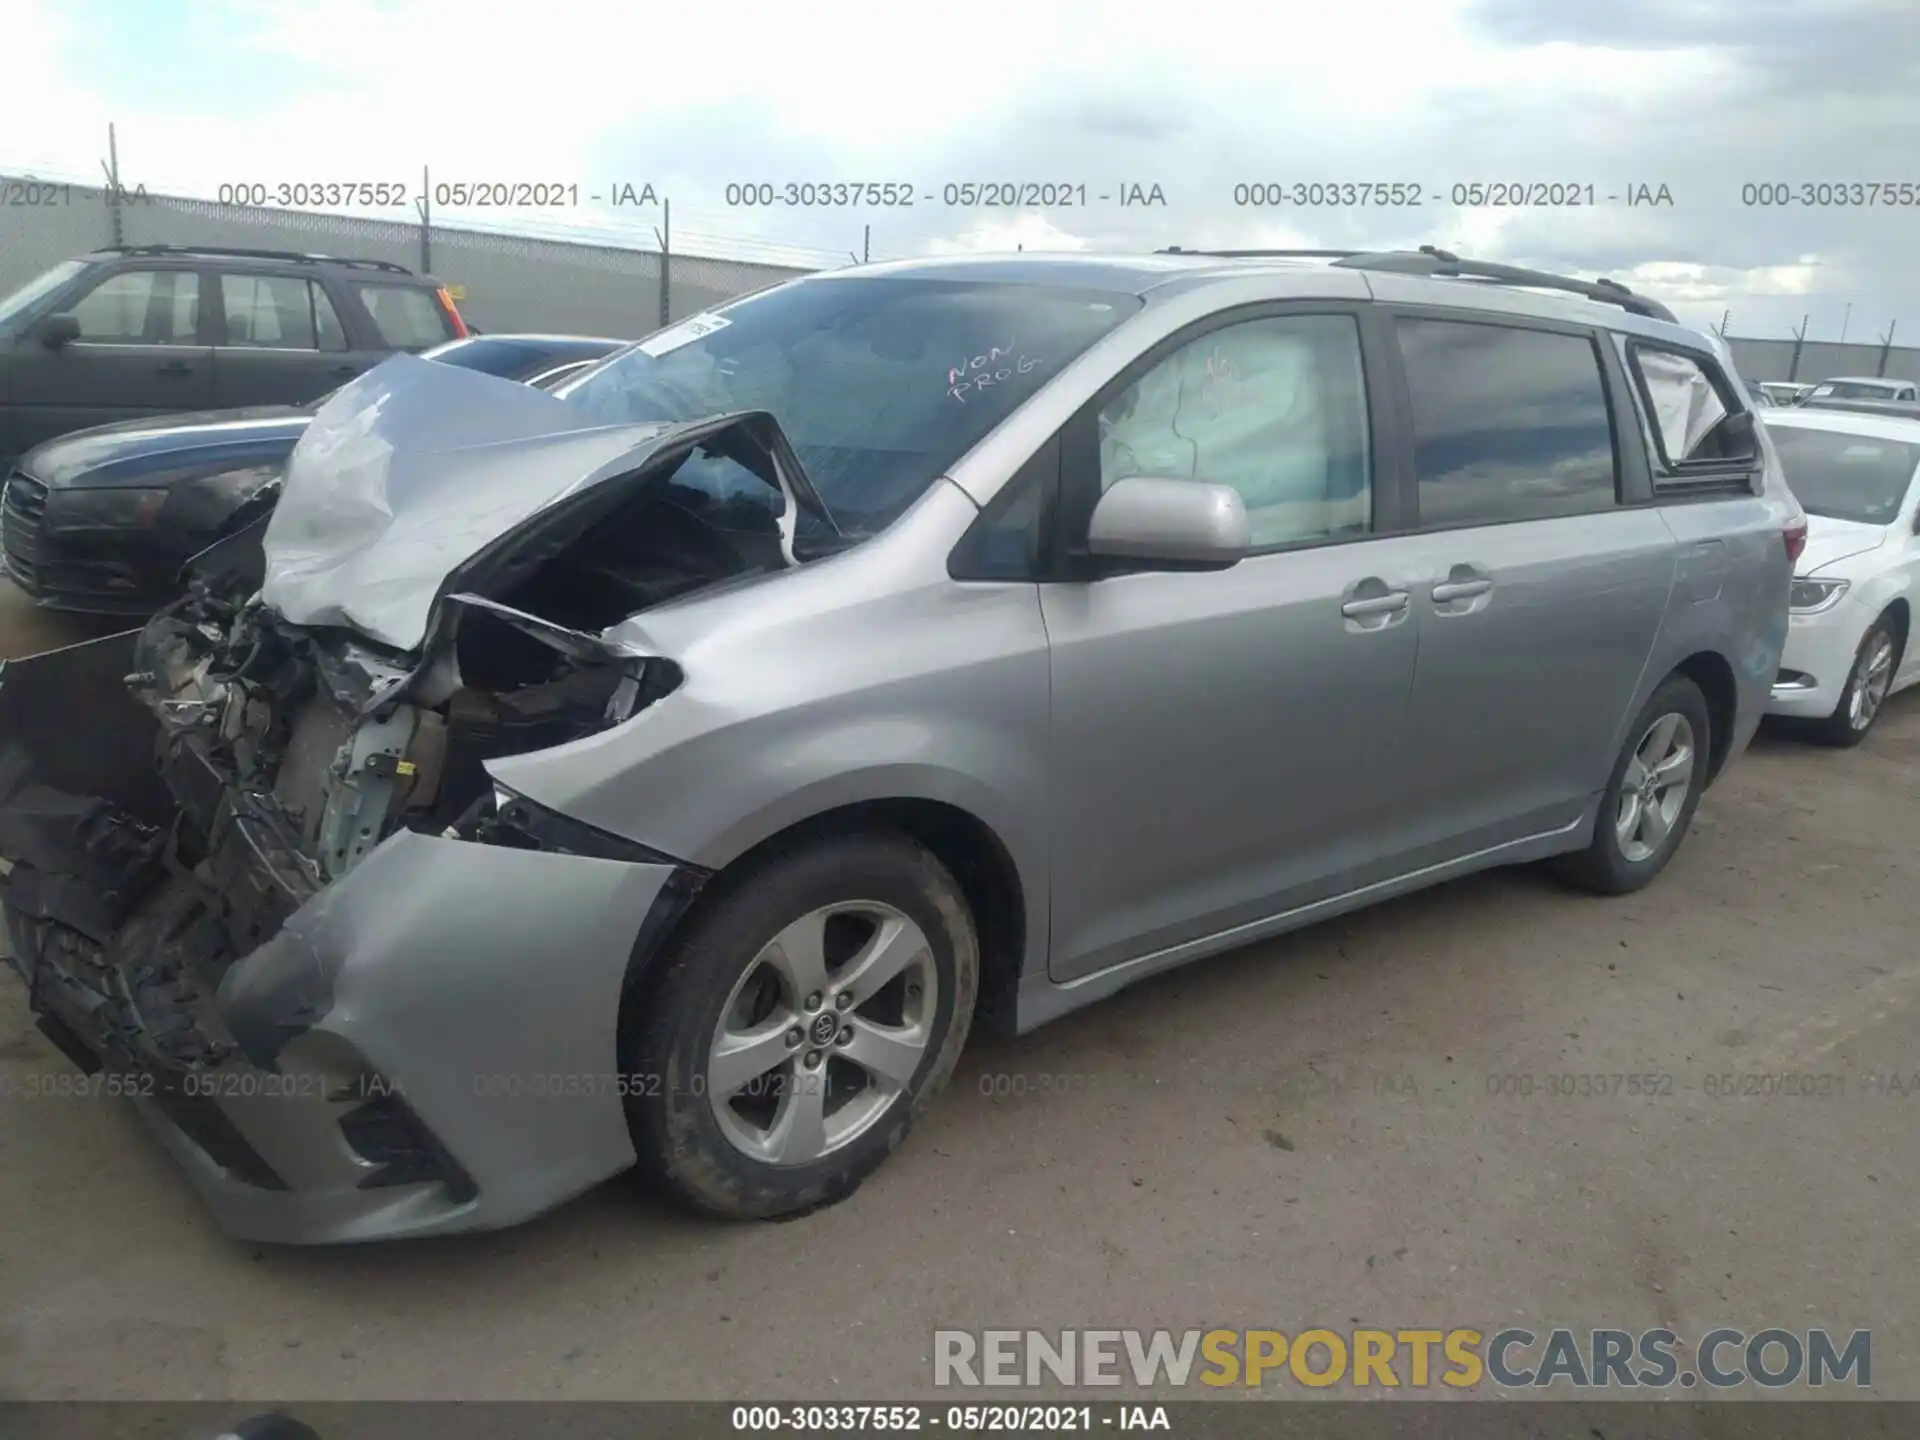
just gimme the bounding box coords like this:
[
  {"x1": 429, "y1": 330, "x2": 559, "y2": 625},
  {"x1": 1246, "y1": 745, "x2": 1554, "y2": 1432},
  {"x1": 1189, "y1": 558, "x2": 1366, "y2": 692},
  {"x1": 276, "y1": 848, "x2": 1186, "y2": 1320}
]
[{"x1": 0, "y1": 245, "x2": 468, "y2": 470}]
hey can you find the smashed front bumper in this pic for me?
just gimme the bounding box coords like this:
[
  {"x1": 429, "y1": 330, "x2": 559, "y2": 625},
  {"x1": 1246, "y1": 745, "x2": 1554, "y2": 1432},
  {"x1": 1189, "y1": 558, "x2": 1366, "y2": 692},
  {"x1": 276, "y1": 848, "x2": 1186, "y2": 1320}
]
[{"x1": 0, "y1": 633, "x2": 689, "y2": 1245}]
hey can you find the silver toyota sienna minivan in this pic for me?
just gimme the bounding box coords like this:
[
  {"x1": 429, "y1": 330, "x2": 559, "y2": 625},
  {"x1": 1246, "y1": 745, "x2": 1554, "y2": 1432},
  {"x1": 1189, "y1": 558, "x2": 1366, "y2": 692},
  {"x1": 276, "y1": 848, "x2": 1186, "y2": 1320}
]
[{"x1": 0, "y1": 247, "x2": 1799, "y2": 1242}]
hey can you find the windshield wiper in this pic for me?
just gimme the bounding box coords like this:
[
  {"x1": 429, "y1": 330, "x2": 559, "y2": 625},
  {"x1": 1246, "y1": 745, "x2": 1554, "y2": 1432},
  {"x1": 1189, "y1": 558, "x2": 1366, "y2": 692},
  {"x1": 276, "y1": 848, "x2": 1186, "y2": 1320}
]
[{"x1": 793, "y1": 531, "x2": 867, "y2": 561}]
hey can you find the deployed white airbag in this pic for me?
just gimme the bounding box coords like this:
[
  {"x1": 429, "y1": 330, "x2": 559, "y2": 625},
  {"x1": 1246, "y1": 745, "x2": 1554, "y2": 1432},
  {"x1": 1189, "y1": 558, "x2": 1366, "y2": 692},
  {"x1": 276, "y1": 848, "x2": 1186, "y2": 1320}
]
[{"x1": 1637, "y1": 347, "x2": 1729, "y2": 462}]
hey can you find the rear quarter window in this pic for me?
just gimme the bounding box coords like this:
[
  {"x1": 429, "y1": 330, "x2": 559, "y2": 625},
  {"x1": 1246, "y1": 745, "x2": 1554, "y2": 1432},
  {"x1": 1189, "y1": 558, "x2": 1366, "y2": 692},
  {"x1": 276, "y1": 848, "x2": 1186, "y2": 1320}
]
[
  {"x1": 1621, "y1": 340, "x2": 1758, "y2": 491},
  {"x1": 356, "y1": 284, "x2": 455, "y2": 349}
]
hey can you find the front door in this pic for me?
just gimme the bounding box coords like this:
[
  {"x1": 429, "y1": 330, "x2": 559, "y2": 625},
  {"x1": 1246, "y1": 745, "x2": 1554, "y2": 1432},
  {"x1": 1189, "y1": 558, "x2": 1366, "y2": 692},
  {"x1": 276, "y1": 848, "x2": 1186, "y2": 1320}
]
[
  {"x1": 1042, "y1": 306, "x2": 1429, "y2": 983},
  {"x1": 7, "y1": 267, "x2": 214, "y2": 453}
]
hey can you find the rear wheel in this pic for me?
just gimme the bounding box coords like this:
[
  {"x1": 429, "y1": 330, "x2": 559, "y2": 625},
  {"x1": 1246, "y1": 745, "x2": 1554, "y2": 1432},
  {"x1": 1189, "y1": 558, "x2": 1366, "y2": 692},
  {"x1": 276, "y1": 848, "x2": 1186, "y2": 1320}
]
[
  {"x1": 1554, "y1": 675, "x2": 1710, "y2": 896},
  {"x1": 1808, "y1": 617, "x2": 1899, "y2": 748},
  {"x1": 624, "y1": 832, "x2": 978, "y2": 1220}
]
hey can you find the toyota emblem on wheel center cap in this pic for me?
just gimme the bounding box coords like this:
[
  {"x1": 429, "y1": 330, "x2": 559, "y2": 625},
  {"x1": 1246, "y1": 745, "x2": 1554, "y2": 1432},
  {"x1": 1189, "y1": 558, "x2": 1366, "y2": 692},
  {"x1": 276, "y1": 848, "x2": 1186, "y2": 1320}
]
[{"x1": 809, "y1": 1011, "x2": 840, "y2": 1046}]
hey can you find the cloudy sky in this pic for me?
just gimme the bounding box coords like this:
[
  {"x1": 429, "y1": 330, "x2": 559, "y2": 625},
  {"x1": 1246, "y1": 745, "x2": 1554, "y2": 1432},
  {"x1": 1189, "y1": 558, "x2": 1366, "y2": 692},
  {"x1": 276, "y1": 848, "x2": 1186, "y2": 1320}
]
[{"x1": 3, "y1": 0, "x2": 1917, "y2": 343}]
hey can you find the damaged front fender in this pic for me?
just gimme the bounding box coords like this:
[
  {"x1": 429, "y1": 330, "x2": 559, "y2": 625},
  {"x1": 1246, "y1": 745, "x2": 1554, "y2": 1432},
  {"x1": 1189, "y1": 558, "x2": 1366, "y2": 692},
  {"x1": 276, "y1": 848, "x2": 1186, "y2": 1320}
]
[{"x1": 0, "y1": 620, "x2": 708, "y2": 1242}]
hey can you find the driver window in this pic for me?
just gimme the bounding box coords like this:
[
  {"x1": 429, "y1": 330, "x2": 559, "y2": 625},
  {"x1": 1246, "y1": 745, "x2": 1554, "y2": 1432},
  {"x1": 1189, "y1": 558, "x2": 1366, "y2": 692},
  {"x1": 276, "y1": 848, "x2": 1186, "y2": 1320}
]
[
  {"x1": 1097, "y1": 313, "x2": 1372, "y2": 548},
  {"x1": 70, "y1": 270, "x2": 200, "y2": 343}
]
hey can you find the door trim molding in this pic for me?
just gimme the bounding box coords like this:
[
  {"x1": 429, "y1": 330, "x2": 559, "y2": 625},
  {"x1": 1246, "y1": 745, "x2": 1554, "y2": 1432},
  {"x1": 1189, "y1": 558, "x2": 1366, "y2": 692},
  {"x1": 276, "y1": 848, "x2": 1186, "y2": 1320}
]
[{"x1": 1016, "y1": 805, "x2": 1594, "y2": 1032}]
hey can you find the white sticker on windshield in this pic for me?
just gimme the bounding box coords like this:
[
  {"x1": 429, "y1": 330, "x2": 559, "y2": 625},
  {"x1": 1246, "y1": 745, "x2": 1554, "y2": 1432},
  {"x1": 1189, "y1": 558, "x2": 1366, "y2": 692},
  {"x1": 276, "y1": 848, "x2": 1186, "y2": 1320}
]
[{"x1": 637, "y1": 312, "x2": 732, "y2": 357}]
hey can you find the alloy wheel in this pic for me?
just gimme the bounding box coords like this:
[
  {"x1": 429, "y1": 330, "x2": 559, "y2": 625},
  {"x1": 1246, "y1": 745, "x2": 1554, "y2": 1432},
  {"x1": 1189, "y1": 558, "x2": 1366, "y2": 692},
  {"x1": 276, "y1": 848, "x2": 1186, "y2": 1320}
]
[
  {"x1": 1614, "y1": 712, "x2": 1697, "y2": 864},
  {"x1": 707, "y1": 901, "x2": 939, "y2": 1166},
  {"x1": 1848, "y1": 633, "x2": 1895, "y2": 732}
]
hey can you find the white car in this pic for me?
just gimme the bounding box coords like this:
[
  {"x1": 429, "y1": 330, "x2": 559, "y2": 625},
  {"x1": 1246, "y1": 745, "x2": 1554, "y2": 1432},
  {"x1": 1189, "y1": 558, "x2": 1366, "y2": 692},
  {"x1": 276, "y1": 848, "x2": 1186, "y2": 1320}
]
[
  {"x1": 1765, "y1": 407, "x2": 1920, "y2": 744},
  {"x1": 1805, "y1": 376, "x2": 1920, "y2": 404}
]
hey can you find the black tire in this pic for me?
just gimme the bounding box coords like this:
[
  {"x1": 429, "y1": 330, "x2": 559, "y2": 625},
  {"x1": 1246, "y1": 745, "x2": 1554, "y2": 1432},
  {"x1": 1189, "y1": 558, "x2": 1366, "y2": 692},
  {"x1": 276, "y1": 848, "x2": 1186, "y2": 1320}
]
[
  {"x1": 1553, "y1": 674, "x2": 1712, "y2": 896},
  {"x1": 1807, "y1": 616, "x2": 1901, "y2": 749},
  {"x1": 624, "y1": 832, "x2": 979, "y2": 1220}
]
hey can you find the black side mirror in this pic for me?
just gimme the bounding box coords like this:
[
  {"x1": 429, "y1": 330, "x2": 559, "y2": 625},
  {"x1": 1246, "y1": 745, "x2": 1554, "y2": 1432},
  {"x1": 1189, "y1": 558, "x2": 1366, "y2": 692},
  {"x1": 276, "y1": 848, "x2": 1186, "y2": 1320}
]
[{"x1": 38, "y1": 313, "x2": 80, "y2": 349}]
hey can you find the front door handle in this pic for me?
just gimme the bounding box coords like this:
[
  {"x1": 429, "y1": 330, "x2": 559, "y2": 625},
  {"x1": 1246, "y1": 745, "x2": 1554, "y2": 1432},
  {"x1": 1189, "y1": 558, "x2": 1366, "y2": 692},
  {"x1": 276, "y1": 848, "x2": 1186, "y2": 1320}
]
[
  {"x1": 1341, "y1": 592, "x2": 1410, "y2": 619},
  {"x1": 155, "y1": 360, "x2": 192, "y2": 376},
  {"x1": 328, "y1": 363, "x2": 358, "y2": 376},
  {"x1": 1431, "y1": 578, "x2": 1492, "y2": 602}
]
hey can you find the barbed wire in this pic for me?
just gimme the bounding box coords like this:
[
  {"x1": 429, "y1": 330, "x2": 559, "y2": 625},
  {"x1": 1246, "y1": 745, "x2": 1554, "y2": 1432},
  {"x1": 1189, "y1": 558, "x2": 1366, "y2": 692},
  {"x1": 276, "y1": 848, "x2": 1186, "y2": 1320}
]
[
  {"x1": 0, "y1": 156, "x2": 861, "y2": 271},
  {"x1": 10, "y1": 145, "x2": 1914, "y2": 353}
]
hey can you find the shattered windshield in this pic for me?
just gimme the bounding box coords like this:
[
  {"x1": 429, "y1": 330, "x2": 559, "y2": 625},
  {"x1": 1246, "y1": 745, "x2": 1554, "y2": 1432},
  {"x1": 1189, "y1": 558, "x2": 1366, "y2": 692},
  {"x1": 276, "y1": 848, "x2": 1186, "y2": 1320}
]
[{"x1": 555, "y1": 276, "x2": 1141, "y2": 538}]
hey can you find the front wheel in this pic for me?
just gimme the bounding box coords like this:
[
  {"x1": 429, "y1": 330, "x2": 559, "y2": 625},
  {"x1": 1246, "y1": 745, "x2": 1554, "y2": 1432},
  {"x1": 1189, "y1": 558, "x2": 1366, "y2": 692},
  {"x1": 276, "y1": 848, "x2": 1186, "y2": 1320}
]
[
  {"x1": 1553, "y1": 674, "x2": 1711, "y2": 896},
  {"x1": 624, "y1": 832, "x2": 979, "y2": 1220},
  {"x1": 1808, "y1": 617, "x2": 1899, "y2": 748}
]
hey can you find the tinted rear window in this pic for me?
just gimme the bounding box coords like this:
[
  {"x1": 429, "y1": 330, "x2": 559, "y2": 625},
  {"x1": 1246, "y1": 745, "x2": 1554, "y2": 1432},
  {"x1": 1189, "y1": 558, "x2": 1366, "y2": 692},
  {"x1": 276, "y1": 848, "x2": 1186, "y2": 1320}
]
[
  {"x1": 357, "y1": 284, "x2": 455, "y2": 349},
  {"x1": 1767, "y1": 424, "x2": 1920, "y2": 525},
  {"x1": 1396, "y1": 317, "x2": 1617, "y2": 526}
]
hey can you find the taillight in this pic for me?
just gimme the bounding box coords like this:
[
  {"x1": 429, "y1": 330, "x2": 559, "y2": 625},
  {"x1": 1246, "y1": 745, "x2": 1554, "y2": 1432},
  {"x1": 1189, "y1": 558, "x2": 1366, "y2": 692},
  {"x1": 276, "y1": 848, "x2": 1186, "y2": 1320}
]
[
  {"x1": 1783, "y1": 515, "x2": 1808, "y2": 566},
  {"x1": 436, "y1": 287, "x2": 468, "y2": 338}
]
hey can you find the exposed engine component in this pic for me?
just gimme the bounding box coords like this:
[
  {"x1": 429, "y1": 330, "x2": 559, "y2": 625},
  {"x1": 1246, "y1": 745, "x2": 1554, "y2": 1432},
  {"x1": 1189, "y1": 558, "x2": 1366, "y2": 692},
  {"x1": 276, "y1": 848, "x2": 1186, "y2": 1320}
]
[
  {"x1": 123, "y1": 576, "x2": 680, "y2": 886},
  {"x1": 0, "y1": 389, "x2": 813, "y2": 1164}
]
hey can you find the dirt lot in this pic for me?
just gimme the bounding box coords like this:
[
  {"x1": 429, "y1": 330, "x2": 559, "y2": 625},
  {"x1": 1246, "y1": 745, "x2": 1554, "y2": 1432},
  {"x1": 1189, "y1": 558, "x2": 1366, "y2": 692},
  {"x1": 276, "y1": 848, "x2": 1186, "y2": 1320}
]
[{"x1": 1, "y1": 580, "x2": 1916, "y2": 1403}]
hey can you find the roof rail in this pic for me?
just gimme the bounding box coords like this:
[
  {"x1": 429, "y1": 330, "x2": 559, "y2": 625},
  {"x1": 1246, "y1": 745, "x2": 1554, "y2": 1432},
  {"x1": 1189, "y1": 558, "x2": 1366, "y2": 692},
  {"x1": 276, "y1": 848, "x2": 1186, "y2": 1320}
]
[
  {"x1": 1331, "y1": 245, "x2": 1678, "y2": 323},
  {"x1": 1153, "y1": 243, "x2": 1678, "y2": 322},
  {"x1": 95, "y1": 244, "x2": 415, "y2": 275},
  {"x1": 1157, "y1": 247, "x2": 1364, "y2": 259}
]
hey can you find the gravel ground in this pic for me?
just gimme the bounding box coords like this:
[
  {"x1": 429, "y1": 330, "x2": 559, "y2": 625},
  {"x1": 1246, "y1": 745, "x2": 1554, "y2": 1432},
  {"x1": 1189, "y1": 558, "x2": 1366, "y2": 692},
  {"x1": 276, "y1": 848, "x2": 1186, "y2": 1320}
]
[{"x1": 1, "y1": 580, "x2": 1915, "y2": 1404}]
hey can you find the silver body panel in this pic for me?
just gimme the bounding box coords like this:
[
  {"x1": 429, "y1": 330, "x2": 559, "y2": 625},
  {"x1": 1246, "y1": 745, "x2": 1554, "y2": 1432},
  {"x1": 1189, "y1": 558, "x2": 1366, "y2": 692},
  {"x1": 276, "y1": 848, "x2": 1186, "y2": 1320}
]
[
  {"x1": 3, "y1": 252, "x2": 1792, "y2": 1241},
  {"x1": 492, "y1": 477, "x2": 1061, "y2": 980},
  {"x1": 67, "y1": 830, "x2": 674, "y2": 1245},
  {"x1": 496, "y1": 256, "x2": 1790, "y2": 1033}
]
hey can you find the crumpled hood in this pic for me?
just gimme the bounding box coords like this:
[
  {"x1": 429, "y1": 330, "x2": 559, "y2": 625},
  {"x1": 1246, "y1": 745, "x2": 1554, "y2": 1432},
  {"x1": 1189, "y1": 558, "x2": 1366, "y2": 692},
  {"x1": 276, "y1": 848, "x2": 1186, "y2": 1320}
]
[
  {"x1": 260, "y1": 354, "x2": 682, "y2": 652},
  {"x1": 1797, "y1": 515, "x2": 1888, "y2": 576}
]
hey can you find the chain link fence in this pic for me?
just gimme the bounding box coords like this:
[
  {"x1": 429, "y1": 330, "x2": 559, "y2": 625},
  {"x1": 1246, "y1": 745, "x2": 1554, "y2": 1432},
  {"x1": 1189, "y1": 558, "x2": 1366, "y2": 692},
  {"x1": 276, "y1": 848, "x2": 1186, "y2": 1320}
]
[
  {"x1": 13, "y1": 173, "x2": 1920, "y2": 385},
  {"x1": 1724, "y1": 335, "x2": 1920, "y2": 386},
  {"x1": 0, "y1": 173, "x2": 819, "y2": 338}
]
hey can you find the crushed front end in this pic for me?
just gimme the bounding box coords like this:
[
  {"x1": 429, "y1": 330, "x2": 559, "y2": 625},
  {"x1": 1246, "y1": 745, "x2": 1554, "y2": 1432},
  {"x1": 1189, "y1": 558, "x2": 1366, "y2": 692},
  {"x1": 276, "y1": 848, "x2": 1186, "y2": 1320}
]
[
  {"x1": 0, "y1": 363, "x2": 829, "y2": 1243},
  {"x1": 0, "y1": 571, "x2": 695, "y2": 1244}
]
